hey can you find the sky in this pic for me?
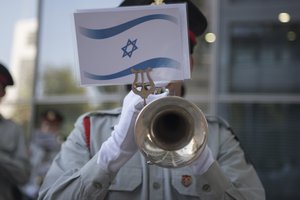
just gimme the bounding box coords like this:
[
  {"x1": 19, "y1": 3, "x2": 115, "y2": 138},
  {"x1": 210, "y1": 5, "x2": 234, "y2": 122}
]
[
  {"x1": 0, "y1": 0, "x2": 36, "y2": 66},
  {"x1": 0, "y1": 0, "x2": 123, "y2": 68}
]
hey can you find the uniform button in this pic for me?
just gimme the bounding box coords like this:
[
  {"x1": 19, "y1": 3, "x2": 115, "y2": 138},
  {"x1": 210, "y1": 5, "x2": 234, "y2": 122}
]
[
  {"x1": 93, "y1": 182, "x2": 102, "y2": 189},
  {"x1": 153, "y1": 182, "x2": 161, "y2": 190},
  {"x1": 202, "y1": 184, "x2": 211, "y2": 192}
]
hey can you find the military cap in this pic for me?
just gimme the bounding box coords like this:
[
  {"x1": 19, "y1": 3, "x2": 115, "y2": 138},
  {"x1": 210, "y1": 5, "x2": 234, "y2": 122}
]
[
  {"x1": 0, "y1": 63, "x2": 14, "y2": 87},
  {"x1": 119, "y1": 0, "x2": 207, "y2": 37},
  {"x1": 41, "y1": 109, "x2": 64, "y2": 123}
]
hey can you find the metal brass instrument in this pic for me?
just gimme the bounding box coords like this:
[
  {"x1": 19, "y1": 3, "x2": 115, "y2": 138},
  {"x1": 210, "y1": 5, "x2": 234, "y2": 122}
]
[{"x1": 134, "y1": 94, "x2": 208, "y2": 168}]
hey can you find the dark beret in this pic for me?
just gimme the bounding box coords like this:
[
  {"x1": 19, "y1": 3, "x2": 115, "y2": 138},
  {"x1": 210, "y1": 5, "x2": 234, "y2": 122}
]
[
  {"x1": 41, "y1": 109, "x2": 64, "y2": 123},
  {"x1": 0, "y1": 63, "x2": 14, "y2": 87},
  {"x1": 119, "y1": 0, "x2": 207, "y2": 36}
]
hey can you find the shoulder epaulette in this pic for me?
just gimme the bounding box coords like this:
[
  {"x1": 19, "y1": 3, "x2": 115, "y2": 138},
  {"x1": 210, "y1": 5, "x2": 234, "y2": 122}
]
[
  {"x1": 206, "y1": 115, "x2": 231, "y2": 129},
  {"x1": 85, "y1": 107, "x2": 122, "y2": 117},
  {"x1": 82, "y1": 107, "x2": 121, "y2": 157},
  {"x1": 206, "y1": 115, "x2": 253, "y2": 164},
  {"x1": 205, "y1": 114, "x2": 240, "y2": 142}
]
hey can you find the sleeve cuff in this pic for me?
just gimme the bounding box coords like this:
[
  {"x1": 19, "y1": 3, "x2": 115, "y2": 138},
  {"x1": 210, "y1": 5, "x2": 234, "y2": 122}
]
[
  {"x1": 197, "y1": 162, "x2": 245, "y2": 199},
  {"x1": 79, "y1": 153, "x2": 117, "y2": 199}
]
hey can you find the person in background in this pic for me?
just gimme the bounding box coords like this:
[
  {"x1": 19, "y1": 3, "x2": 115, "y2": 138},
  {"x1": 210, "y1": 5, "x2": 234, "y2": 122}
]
[
  {"x1": 22, "y1": 109, "x2": 64, "y2": 200},
  {"x1": 0, "y1": 62, "x2": 30, "y2": 200},
  {"x1": 39, "y1": 0, "x2": 265, "y2": 199}
]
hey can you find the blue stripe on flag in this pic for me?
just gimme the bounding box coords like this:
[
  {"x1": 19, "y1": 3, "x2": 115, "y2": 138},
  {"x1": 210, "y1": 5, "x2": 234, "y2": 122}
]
[
  {"x1": 83, "y1": 57, "x2": 180, "y2": 80},
  {"x1": 79, "y1": 14, "x2": 178, "y2": 39}
]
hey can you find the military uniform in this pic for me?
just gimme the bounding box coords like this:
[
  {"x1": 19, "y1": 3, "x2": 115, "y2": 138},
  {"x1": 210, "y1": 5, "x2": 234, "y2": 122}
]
[
  {"x1": 39, "y1": 108, "x2": 265, "y2": 200},
  {"x1": 39, "y1": 1, "x2": 264, "y2": 199},
  {"x1": 0, "y1": 63, "x2": 30, "y2": 200},
  {"x1": 0, "y1": 115, "x2": 30, "y2": 200}
]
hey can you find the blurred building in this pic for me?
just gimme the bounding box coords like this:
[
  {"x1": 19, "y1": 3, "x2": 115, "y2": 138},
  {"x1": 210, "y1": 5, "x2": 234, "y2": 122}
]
[
  {"x1": 214, "y1": 1, "x2": 300, "y2": 199},
  {"x1": 2, "y1": 19, "x2": 37, "y2": 118}
]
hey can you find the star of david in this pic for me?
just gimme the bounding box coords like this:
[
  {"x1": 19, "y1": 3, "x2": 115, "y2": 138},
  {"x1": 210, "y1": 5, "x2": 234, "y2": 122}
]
[{"x1": 122, "y1": 39, "x2": 138, "y2": 58}]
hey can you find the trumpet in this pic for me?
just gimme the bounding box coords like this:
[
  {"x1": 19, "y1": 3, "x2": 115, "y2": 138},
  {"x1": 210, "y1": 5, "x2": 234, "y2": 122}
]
[
  {"x1": 134, "y1": 95, "x2": 208, "y2": 168},
  {"x1": 131, "y1": 68, "x2": 208, "y2": 168}
]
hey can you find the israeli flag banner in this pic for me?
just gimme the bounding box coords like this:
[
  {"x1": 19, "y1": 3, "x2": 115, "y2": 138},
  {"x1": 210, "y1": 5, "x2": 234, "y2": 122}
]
[{"x1": 74, "y1": 4, "x2": 190, "y2": 86}]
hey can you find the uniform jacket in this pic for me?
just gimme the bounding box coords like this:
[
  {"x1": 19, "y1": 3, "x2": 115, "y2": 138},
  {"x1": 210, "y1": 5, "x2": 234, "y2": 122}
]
[
  {"x1": 0, "y1": 115, "x2": 30, "y2": 200},
  {"x1": 39, "y1": 108, "x2": 265, "y2": 200}
]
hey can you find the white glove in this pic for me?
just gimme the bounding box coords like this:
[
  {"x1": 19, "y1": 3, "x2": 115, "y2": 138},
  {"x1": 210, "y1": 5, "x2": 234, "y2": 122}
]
[
  {"x1": 191, "y1": 145, "x2": 214, "y2": 175},
  {"x1": 97, "y1": 90, "x2": 168, "y2": 172}
]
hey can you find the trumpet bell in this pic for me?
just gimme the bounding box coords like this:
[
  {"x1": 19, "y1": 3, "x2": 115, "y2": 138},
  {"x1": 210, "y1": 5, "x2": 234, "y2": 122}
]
[{"x1": 135, "y1": 96, "x2": 208, "y2": 168}]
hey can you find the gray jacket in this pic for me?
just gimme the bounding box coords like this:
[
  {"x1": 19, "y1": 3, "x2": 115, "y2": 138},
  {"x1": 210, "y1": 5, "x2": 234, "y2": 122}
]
[
  {"x1": 0, "y1": 116, "x2": 30, "y2": 200},
  {"x1": 39, "y1": 108, "x2": 265, "y2": 200}
]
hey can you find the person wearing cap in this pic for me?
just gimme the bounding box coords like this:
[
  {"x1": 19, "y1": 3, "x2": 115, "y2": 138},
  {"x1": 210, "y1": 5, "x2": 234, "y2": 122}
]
[
  {"x1": 21, "y1": 109, "x2": 64, "y2": 200},
  {"x1": 38, "y1": 1, "x2": 265, "y2": 199},
  {"x1": 0, "y1": 63, "x2": 31, "y2": 200}
]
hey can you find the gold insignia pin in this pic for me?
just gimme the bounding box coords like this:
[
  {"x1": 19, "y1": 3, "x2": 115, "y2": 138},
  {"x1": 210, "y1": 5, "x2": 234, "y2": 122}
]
[
  {"x1": 152, "y1": 0, "x2": 165, "y2": 5},
  {"x1": 181, "y1": 175, "x2": 192, "y2": 187}
]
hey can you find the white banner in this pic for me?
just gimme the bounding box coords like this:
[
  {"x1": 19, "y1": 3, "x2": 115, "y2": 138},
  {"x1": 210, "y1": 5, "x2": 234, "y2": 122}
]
[{"x1": 74, "y1": 3, "x2": 190, "y2": 86}]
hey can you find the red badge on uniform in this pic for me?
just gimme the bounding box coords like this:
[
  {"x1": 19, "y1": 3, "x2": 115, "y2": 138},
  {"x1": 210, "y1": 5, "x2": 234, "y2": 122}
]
[{"x1": 181, "y1": 175, "x2": 192, "y2": 187}]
